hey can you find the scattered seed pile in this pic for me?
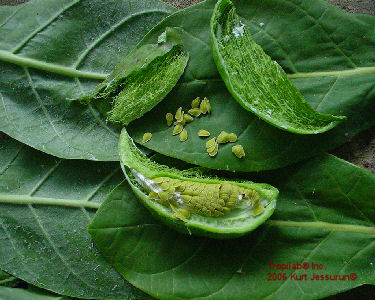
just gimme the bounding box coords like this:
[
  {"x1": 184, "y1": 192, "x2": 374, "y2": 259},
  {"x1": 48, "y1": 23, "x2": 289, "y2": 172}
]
[{"x1": 142, "y1": 96, "x2": 246, "y2": 159}]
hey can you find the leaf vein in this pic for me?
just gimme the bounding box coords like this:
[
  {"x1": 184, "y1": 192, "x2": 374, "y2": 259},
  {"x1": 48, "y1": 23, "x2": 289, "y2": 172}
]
[
  {"x1": 12, "y1": 0, "x2": 82, "y2": 54},
  {"x1": 73, "y1": 9, "x2": 170, "y2": 69},
  {"x1": 27, "y1": 204, "x2": 98, "y2": 290}
]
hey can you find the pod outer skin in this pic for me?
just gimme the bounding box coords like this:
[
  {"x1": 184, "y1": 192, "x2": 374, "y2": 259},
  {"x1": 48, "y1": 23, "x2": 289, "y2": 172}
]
[{"x1": 210, "y1": 0, "x2": 346, "y2": 135}]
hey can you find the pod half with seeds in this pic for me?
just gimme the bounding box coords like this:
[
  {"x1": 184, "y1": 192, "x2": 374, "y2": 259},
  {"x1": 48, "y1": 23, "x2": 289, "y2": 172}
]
[
  {"x1": 119, "y1": 128, "x2": 278, "y2": 238},
  {"x1": 79, "y1": 27, "x2": 189, "y2": 125}
]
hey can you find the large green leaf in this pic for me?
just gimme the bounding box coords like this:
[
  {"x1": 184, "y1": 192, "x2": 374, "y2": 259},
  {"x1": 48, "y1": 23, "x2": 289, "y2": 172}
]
[
  {"x1": 0, "y1": 285, "x2": 72, "y2": 300},
  {"x1": 0, "y1": 270, "x2": 20, "y2": 287},
  {"x1": 0, "y1": 139, "x2": 147, "y2": 299},
  {"x1": 89, "y1": 153, "x2": 375, "y2": 299},
  {"x1": 128, "y1": 0, "x2": 375, "y2": 171},
  {"x1": 0, "y1": 0, "x2": 174, "y2": 160}
]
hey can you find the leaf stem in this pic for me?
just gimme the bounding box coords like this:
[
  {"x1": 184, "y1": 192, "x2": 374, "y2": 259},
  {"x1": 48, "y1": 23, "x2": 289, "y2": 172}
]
[
  {"x1": 268, "y1": 220, "x2": 375, "y2": 235},
  {"x1": 0, "y1": 50, "x2": 107, "y2": 80},
  {"x1": 0, "y1": 194, "x2": 101, "y2": 210}
]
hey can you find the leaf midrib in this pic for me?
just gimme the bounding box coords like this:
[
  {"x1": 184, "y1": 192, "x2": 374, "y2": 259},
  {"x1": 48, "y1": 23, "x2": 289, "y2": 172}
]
[
  {"x1": 1, "y1": 49, "x2": 375, "y2": 82},
  {"x1": 268, "y1": 220, "x2": 375, "y2": 235},
  {"x1": 2, "y1": 193, "x2": 373, "y2": 234},
  {"x1": 3, "y1": 192, "x2": 371, "y2": 235},
  {"x1": 0, "y1": 194, "x2": 100, "y2": 209}
]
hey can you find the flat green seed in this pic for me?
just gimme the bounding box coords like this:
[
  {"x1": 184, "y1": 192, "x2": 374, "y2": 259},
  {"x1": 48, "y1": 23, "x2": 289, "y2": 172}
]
[
  {"x1": 167, "y1": 186, "x2": 175, "y2": 194},
  {"x1": 217, "y1": 131, "x2": 230, "y2": 144},
  {"x1": 228, "y1": 133, "x2": 237, "y2": 142},
  {"x1": 198, "y1": 130, "x2": 210, "y2": 137},
  {"x1": 191, "y1": 97, "x2": 201, "y2": 108},
  {"x1": 179, "y1": 129, "x2": 188, "y2": 142},
  {"x1": 173, "y1": 124, "x2": 184, "y2": 135},
  {"x1": 166, "y1": 113, "x2": 173, "y2": 127},
  {"x1": 200, "y1": 100, "x2": 208, "y2": 114},
  {"x1": 232, "y1": 145, "x2": 245, "y2": 159},
  {"x1": 160, "y1": 182, "x2": 170, "y2": 190},
  {"x1": 148, "y1": 191, "x2": 158, "y2": 199},
  {"x1": 175, "y1": 107, "x2": 183, "y2": 120},
  {"x1": 142, "y1": 132, "x2": 152, "y2": 143},
  {"x1": 206, "y1": 143, "x2": 217, "y2": 153},
  {"x1": 176, "y1": 112, "x2": 184, "y2": 123},
  {"x1": 188, "y1": 108, "x2": 201, "y2": 117},
  {"x1": 174, "y1": 119, "x2": 186, "y2": 126},
  {"x1": 206, "y1": 137, "x2": 217, "y2": 149},
  {"x1": 208, "y1": 144, "x2": 218, "y2": 157},
  {"x1": 204, "y1": 97, "x2": 211, "y2": 114},
  {"x1": 153, "y1": 177, "x2": 164, "y2": 184},
  {"x1": 253, "y1": 204, "x2": 265, "y2": 216},
  {"x1": 158, "y1": 191, "x2": 171, "y2": 201},
  {"x1": 178, "y1": 209, "x2": 190, "y2": 218},
  {"x1": 184, "y1": 114, "x2": 194, "y2": 123}
]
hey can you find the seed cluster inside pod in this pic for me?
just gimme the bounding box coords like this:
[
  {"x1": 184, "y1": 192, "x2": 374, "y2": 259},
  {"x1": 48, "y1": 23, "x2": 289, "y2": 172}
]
[{"x1": 143, "y1": 175, "x2": 265, "y2": 221}]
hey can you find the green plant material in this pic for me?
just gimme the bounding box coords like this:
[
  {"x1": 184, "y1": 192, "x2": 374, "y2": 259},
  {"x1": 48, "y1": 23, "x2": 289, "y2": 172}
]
[
  {"x1": 217, "y1": 131, "x2": 230, "y2": 144},
  {"x1": 142, "y1": 132, "x2": 152, "y2": 143},
  {"x1": 0, "y1": 139, "x2": 146, "y2": 299},
  {"x1": 0, "y1": 0, "x2": 175, "y2": 161},
  {"x1": 188, "y1": 108, "x2": 201, "y2": 117},
  {"x1": 183, "y1": 114, "x2": 194, "y2": 123},
  {"x1": 198, "y1": 129, "x2": 210, "y2": 137},
  {"x1": 166, "y1": 112, "x2": 174, "y2": 126},
  {"x1": 232, "y1": 144, "x2": 245, "y2": 158},
  {"x1": 172, "y1": 124, "x2": 184, "y2": 135},
  {"x1": 128, "y1": 0, "x2": 375, "y2": 172},
  {"x1": 200, "y1": 97, "x2": 211, "y2": 114},
  {"x1": 191, "y1": 97, "x2": 201, "y2": 108},
  {"x1": 0, "y1": 285, "x2": 73, "y2": 300},
  {"x1": 206, "y1": 137, "x2": 217, "y2": 149},
  {"x1": 179, "y1": 128, "x2": 188, "y2": 142},
  {"x1": 211, "y1": 0, "x2": 346, "y2": 135},
  {"x1": 228, "y1": 132, "x2": 237, "y2": 142},
  {"x1": 81, "y1": 27, "x2": 189, "y2": 125},
  {"x1": 0, "y1": 271, "x2": 20, "y2": 287},
  {"x1": 117, "y1": 129, "x2": 278, "y2": 238},
  {"x1": 208, "y1": 144, "x2": 219, "y2": 157},
  {"x1": 89, "y1": 153, "x2": 375, "y2": 299},
  {"x1": 175, "y1": 107, "x2": 183, "y2": 121}
]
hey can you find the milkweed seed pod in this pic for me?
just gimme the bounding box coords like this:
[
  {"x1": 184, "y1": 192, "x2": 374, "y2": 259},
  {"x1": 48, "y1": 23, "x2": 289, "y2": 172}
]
[
  {"x1": 210, "y1": 0, "x2": 346, "y2": 134},
  {"x1": 80, "y1": 27, "x2": 189, "y2": 126},
  {"x1": 119, "y1": 128, "x2": 278, "y2": 238}
]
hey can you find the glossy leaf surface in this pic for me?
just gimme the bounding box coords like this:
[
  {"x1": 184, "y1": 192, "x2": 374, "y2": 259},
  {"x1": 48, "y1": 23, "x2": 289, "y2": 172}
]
[
  {"x1": 0, "y1": 0, "x2": 174, "y2": 160},
  {"x1": 0, "y1": 139, "x2": 146, "y2": 299},
  {"x1": 128, "y1": 0, "x2": 375, "y2": 171},
  {"x1": 89, "y1": 153, "x2": 375, "y2": 299}
]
